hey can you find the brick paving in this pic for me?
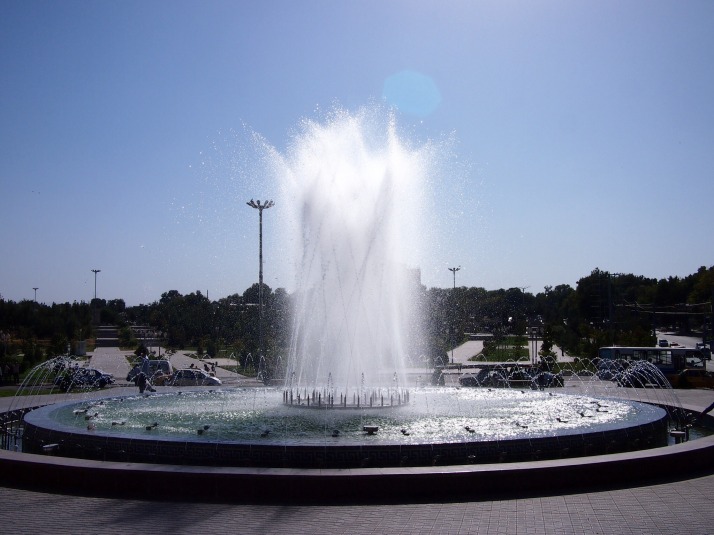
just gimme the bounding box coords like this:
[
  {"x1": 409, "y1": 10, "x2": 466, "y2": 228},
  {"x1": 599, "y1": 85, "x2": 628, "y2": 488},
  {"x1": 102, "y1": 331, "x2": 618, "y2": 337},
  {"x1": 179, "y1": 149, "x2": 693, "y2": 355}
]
[{"x1": 2, "y1": 474, "x2": 714, "y2": 534}]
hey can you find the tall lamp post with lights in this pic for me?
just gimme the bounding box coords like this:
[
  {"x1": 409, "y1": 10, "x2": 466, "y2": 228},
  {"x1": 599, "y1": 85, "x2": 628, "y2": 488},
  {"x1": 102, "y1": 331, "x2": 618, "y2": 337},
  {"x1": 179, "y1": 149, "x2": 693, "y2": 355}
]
[
  {"x1": 448, "y1": 266, "x2": 461, "y2": 365},
  {"x1": 246, "y1": 199, "x2": 274, "y2": 366},
  {"x1": 91, "y1": 269, "x2": 101, "y2": 324},
  {"x1": 91, "y1": 269, "x2": 101, "y2": 300}
]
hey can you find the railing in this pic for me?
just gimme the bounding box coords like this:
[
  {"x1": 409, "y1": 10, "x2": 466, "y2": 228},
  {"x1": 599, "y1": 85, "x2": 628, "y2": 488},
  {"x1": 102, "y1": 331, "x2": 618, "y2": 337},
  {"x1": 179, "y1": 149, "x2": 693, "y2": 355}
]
[{"x1": 0, "y1": 407, "x2": 39, "y2": 452}]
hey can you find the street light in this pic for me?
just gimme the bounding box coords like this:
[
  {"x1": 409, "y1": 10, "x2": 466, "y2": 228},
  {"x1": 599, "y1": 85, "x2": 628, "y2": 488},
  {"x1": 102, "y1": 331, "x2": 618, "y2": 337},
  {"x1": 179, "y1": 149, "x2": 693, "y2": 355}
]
[
  {"x1": 448, "y1": 266, "x2": 461, "y2": 289},
  {"x1": 91, "y1": 269, "x2": 101, "y2": 300},
  {"x1": 246, "y1": 199, "x2": 274, "y2": 362},
  {"x1": 448, "y1": 266, "x2": 461, "y2": 364}
]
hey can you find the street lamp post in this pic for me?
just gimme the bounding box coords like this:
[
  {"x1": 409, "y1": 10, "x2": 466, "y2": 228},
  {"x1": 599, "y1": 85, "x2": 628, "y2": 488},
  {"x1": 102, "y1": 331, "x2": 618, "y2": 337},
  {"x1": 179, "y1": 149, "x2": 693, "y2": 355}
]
[
  {"x1": 246, "y1": 199, "x2": 274, "y2": 362},
  {"x1": 448, "y1": 266, "x2": 461, "y2": 365},
  {"x1": 91, "y1": 269, "x2": 101, "y2": 300},
  {"x1": 530, "y1": 324, "x2": 537, "y2": 366}
]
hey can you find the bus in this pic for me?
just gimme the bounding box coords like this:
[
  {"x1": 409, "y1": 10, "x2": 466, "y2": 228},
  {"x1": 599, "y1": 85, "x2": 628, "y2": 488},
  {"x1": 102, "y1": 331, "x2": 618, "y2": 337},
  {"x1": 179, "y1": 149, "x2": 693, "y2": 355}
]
[{"x1": 597, "y1": 346, "x2": 707, "y2": 377}]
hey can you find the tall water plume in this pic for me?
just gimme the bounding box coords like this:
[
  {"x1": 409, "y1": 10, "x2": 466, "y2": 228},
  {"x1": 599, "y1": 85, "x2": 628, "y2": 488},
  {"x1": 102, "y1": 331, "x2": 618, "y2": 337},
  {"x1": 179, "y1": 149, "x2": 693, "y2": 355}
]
[{"x1": 276, "y1": 107, "x2": 434, "y2": 392}]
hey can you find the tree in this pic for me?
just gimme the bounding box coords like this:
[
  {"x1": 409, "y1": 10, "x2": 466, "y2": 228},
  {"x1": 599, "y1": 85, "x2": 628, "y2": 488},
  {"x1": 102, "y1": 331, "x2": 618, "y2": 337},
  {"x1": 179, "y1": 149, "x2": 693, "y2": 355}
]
[
  {"x1": 118, "y1": 326, "x2": 136, "y2": 348},
  {"x1": 539, "y1": 326, "x2": 556, "y2": 360}
]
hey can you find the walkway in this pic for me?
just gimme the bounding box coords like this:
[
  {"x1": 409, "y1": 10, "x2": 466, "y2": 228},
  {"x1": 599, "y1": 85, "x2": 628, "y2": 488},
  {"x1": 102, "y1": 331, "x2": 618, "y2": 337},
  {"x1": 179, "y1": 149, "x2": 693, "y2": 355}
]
[{"x1": 3, "y1": 474, "x2": 714, "y2": 534}]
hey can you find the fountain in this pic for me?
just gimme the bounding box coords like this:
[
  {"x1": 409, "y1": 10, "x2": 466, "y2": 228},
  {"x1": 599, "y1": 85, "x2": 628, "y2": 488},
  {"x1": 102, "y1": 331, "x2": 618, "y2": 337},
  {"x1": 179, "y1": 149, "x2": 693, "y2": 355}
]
[
  {"x1": 15, "y1": 107, "x2": 678, "y2": 469},
  {"x1": 20, "y1": 383, "x2": 670, "y2": 467},
  {"x1": 3, "y1": 107, "x2": 712, "y2": 502}
]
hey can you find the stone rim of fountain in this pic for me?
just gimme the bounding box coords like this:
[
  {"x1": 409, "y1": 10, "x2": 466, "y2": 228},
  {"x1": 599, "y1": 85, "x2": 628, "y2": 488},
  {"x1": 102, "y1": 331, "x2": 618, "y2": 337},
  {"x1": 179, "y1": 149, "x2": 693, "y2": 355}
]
[
  {"x1": 17, "y1": 387, "x2": 672, "y2": 469},
  {"x1": 3, "y1": 384, "x2": 713, "y2": 503},
  {"x1": 2, "y1": 404, "x2": 713, "y2": 504}
]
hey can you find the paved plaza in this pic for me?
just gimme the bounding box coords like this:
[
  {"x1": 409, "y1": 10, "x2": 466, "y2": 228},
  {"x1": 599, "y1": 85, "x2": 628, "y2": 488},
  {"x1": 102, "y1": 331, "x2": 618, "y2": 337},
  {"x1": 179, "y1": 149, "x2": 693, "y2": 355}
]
[
  {"x1": 2, "y1": 345, "x2": 714, "y2": 534},
  {"x1": 3, "y1": 474, "x2": 714, "y2": 534}
]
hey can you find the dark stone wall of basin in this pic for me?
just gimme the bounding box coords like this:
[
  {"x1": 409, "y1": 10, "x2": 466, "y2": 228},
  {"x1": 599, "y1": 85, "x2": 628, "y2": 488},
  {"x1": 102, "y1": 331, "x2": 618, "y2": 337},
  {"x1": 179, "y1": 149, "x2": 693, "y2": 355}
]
[
  {"x1": 2, "y1": 404, "x2": 712, "y2": 503},
  {"x1": 1, "y1": 429, "x2": 713, "y2": 504},
  {"x1": 22, "y1": 413, "x2": 669, "y2": 468}
]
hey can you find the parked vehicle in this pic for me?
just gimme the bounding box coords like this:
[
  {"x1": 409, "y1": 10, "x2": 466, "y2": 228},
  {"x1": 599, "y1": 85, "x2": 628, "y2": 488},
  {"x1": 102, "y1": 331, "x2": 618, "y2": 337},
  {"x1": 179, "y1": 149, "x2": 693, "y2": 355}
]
[
  {"x1": 459, "y1": 367, "x2": 509, "y2": 388},
  {"x1": 596, "y1": 359, "x2": 626, "y2": 381},
  {"x1": 458, "y1": 364, "x2": 563, "y2": 389},
  {"x1": 695, "y1": 343, "x2": 712, "y2": 360},
  {"x1": 598, "y1": 346, "x2": 708, "y2": 377},
  {"x1": 669, "y1": 369, "x2": 714, "y2": 389},
  {"x1": 532, "y1": 371, "x2": 564, "y2": 388},
  {"x1": 169, "y1": 369, "x2": 222, "y2": 387},
  {"x1": 150, "y1": 371, "x2": 172, "y2": 386},
  {"x1": 127, "y1": 359, "x2": 174, "y2": 384},
  {"x1": 615, "y1": 364, "x2": 670, "y2": 388},
  {"x1": 55, "y1": 367, "x2": 114, "y2": 391},
  {"x1": 459, "y1": 367, "x2": 493, "y2": 387}
]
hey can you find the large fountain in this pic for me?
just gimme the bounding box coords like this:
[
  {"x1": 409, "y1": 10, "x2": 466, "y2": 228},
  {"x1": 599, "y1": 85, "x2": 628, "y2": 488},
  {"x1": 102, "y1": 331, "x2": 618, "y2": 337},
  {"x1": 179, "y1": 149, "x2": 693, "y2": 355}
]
[
  {"x1": 16, "y1": 107, "x2": 677, "y2": 471},
  {"x1": 278, "y1": 107, "x2": 428, "y2": 396}
]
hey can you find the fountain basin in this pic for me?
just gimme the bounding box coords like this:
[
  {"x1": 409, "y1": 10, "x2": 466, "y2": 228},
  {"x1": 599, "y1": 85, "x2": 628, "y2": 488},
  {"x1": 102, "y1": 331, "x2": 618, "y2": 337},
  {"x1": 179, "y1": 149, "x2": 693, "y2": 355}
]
[{"x1": 22, "y1": 387, "x2": 669, "y2": 468}]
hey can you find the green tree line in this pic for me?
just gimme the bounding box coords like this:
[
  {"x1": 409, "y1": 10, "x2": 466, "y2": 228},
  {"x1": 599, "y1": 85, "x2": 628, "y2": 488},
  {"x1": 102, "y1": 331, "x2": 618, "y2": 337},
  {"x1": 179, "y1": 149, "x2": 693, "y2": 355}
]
[
  {"x1": 2, "y1": 266, "x2": 712, "y2": 373},
  {"x1": 0, "y1": 298, "x2": 126, "y2": 367}
]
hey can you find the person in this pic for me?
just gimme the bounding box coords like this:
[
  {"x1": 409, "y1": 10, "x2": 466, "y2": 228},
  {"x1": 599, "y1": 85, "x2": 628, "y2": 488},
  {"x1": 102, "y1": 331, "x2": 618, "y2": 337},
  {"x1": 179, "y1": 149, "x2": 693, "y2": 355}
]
[
  {"x1": 141, "y1": 355, "x2": 150, "y2": 376},
  {"x1": 128, "y1": 364, "x2": 141, "y2": 383},
  {"x1": 140, "y1": 355, "x2": 154, "y2": 387},
  {"x1": 137, "y1": 372, "x2": 147, "y2": 394}
]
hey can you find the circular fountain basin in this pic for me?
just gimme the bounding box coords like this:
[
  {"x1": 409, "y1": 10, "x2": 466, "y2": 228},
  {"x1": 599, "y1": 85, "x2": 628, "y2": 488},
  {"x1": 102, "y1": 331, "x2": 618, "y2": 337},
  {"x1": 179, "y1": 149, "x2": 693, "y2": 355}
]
[{"x1": 22, "y1": 387, "x2": 669, "y2": 468}]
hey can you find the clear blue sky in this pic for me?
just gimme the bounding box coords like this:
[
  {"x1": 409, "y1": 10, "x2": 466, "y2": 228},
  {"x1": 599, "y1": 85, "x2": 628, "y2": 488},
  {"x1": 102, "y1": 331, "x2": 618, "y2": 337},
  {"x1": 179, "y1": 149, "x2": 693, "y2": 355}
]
[{"x1": 1, "y1": 1, "x2": 713, "y2": 306}]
